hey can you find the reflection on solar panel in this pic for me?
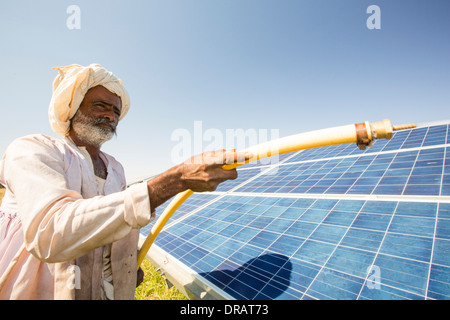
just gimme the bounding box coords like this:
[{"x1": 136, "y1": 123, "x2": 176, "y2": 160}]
[{"x1": 140, "y1": 121, "x2": 450, "y2": 300}]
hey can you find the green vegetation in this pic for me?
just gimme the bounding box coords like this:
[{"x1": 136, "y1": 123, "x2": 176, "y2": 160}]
[{"x1": 135, "y1": 258, "x2": 188, "y2": 300}]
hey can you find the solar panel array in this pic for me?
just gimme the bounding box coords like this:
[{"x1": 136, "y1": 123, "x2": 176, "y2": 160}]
[{"x1": 140, "y1": 121, "x2": 450, "y2": 300}]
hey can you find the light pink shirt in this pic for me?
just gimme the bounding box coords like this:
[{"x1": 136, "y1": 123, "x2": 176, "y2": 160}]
[{"x1": 0, "y1": 134, "x2": 153, "y2": 299}]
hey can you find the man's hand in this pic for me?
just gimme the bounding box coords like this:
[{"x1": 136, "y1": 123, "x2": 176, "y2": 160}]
[
  {"x1": 180, "y1": 149, "x2": 251, "y2": 192},
  {"x1": 146, "y1": 150, "x2": 252, "y2": 210}
]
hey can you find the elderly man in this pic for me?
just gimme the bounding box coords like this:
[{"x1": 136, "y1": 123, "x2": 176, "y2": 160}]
[{"x1": 0, "y1": 64, "x2": 248, "y2": 300}]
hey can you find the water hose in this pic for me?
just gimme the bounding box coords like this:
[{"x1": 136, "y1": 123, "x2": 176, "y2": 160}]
[{"x1": 137, "y1": 119, "x2": 416, "y2": 269}]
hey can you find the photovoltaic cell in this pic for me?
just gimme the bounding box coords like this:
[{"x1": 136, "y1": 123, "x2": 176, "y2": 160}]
[
  {"x1": 140, "y1": 193, "x2": 219, "y2": 236},
  {"x1": 140, "y1": 122, "x2": 450, "y2": 300}
]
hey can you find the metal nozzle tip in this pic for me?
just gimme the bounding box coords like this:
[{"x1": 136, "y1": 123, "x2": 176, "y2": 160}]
[{"x1": 392, "y1": 123, "x2": 417, "y2": 131}]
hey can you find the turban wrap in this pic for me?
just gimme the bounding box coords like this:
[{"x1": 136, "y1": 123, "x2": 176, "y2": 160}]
[{"x1": 48, "y1": 63, "x2": 130, "y2": 136}]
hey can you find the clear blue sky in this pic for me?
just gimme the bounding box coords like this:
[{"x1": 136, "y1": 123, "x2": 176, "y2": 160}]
[{"x1": 1, "y1": 0, "x2": 449, "y2": 183}]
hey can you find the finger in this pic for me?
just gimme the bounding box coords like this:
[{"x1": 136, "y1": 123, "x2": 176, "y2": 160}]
[
  {"x1": 237, "y1": 151, "x2": 253, "y2": 163},
  {"x1": 212, "y1": 168, "x2": 238, "y2": 185},
  {"x1": 223, "y1": 150, "x2": 254, "y2": 164},
  {"x1": 228, "y1": 168, "x2": 238, "y2": 180}
]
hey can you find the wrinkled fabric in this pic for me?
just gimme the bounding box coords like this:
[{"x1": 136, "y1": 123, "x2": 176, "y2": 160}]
[
  {"x1": 48, "y1": 64, "x2": 130, "y2": 136},
  {"x1": 0, "y1": 134, "x2": 153, "y2": 299},
  {"x1": 0, "y1": 209, "x2": 22, "y2": 278},
  {"x1": 78, "y1": 146, "x2": 113, "y2": 300}
]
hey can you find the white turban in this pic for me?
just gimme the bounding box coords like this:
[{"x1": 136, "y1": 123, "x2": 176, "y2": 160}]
[{"x1": 48, "y1": 63, "x2": 130, "y2": 136}]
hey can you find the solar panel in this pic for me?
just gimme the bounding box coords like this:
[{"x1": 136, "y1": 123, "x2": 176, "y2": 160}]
[{"x1": 140, "y1": 121, "x2": 450, "y2": 300}]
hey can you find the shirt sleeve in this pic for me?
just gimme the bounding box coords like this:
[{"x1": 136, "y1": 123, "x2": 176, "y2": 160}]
[{"x1": 1, "y1": 135, "x2": 152, "y2": 263}]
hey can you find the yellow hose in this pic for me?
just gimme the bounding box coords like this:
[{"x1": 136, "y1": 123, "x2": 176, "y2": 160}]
[{"x1": 137, "y1": 119, "x2": 416, "y2": 269}]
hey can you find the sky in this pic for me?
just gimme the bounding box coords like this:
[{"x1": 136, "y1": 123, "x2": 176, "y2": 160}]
[{"x1": 1, "y1": 0, "x2": 449, "y2": 183}]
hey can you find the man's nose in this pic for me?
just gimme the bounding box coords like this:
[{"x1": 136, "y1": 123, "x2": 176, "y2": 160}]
[{"x1": 103, "y1": 108, "x2": 117, "y2": 123}]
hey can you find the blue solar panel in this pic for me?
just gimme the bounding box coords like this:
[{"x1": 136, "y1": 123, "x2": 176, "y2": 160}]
[
  {"x1": 234, "y1": 147, "x2": 447, "y2": 197},
  {"x1": 140, "y1": 122, "x2": 450, "y2": 300}
]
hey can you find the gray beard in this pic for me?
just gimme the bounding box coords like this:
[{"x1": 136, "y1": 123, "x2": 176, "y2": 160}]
[{"x1": 70, "y1": 110, "x2": 117, "y2": 147}]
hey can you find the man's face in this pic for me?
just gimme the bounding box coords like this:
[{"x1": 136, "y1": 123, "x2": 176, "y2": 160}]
[{"x1": 70, "y1": 85, "x2": 122, "y2": 147}]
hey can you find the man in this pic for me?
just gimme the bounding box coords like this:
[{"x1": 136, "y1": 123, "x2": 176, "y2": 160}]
[{"x1": 0, "y1": 64, "x2": 249, "y2": 299}]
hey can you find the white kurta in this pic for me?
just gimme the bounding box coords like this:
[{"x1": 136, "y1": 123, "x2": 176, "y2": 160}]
[{"x1": 0, "y1": 134, "x2": 153, "y2": 299}]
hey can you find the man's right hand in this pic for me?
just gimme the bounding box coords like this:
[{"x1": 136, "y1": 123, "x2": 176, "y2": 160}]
[{"x1": 179, "y1": 149, "x2": 250, "y2": 192}]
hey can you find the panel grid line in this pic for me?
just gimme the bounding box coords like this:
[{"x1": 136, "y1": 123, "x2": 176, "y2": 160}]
[
  {"x1": 425, "y1": 202, "x2": 441, "y2": 300},
  {"x1": 298, "y1": 199, "x2": 360, "y2": 299},
  {"x1": 356, "y1": 202, "x2": 400, "y2": 299}
]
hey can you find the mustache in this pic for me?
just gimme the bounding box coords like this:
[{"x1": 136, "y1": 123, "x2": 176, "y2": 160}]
[{"x1": 93, "y1": 117, "x2": 117, "y2": 131}]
